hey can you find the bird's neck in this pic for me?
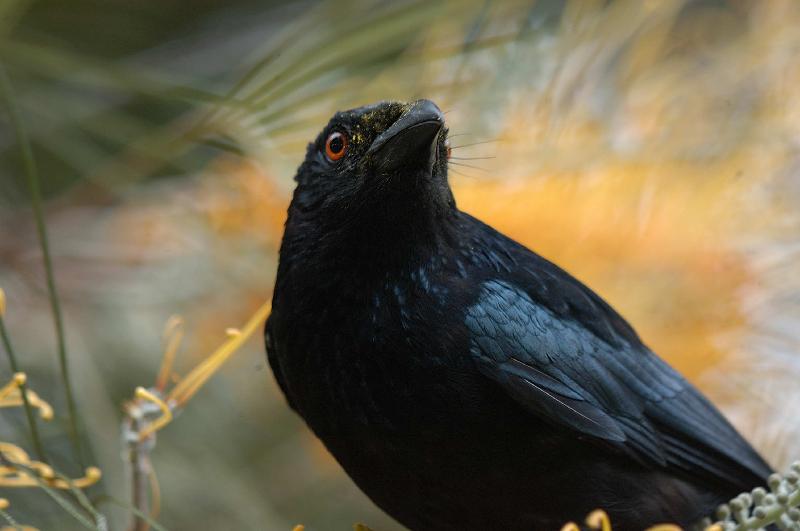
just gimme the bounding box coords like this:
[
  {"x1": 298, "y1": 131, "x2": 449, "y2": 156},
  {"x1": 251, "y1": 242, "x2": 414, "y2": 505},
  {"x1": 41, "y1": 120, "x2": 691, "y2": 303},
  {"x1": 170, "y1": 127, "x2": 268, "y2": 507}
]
[{"x1": 278, "y1": 206, "x2": 461, "y2": 289}]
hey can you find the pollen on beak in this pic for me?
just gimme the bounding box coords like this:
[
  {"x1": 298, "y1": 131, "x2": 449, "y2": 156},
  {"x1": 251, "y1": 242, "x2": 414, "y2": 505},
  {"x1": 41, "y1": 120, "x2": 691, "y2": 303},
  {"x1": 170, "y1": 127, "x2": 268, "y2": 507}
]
[{"x1": 366, "y1": 99, "x2": 444, "y2": 174}]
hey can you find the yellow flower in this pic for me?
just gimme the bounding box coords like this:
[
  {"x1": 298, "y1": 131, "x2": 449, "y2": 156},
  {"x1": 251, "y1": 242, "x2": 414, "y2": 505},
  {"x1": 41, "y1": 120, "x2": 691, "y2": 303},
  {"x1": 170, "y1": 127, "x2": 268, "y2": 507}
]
[
  {"x1": 0, "y1": 442, "x2": 101, "y2": 489},
  {"x1": 126, "y1": 300, "x2": 271, "y2": 442},
  {"x1": 0, "y1": 373, "x2": 53, "y2": 420}
]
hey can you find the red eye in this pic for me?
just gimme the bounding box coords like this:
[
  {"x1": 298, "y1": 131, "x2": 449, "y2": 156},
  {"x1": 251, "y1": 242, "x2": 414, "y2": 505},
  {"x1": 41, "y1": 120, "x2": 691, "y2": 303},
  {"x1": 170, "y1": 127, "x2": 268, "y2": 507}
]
[
  {"x1": 445, "y1": 138, "x2": 452, "y2": 160},
  {"x1": 325, "y1": 132, "x2": 348, "y2": 161}
]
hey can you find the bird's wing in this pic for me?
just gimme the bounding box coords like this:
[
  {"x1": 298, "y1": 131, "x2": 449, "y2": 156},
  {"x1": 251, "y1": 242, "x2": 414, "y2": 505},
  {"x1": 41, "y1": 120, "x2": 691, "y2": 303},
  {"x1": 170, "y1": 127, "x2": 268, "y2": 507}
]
[{"x1": 465, "y1": 279, "x2": 771, "y2": 490}]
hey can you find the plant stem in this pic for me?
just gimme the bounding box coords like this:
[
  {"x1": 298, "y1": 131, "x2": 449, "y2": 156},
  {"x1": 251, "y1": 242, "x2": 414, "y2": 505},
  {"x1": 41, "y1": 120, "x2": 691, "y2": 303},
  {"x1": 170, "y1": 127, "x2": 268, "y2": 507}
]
[
  {"x1": 0, "y1": 63, "x2": 84, "y2": 465},
  {"x1": 0, "y1": 316, "x2": 48, "y2": 462},
  {"x1": 93, "y1": 495, "x2": 170, "y2": 531},
  {"x1": 125, "y1": 416, "x2": 151, "y2": 531},
  {"x1": 0, "y1": 507, "x2": 25, "y2": 531},
  {"x1": 28, "y1": 475, "x2": 99, "y2": 530}
]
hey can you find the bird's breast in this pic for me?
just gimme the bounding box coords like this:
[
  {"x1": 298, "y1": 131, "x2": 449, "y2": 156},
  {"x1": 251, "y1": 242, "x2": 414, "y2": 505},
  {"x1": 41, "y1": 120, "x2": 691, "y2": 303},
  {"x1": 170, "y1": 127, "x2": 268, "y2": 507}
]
[{"x1": 271, "y1": 270, "x2": 475, "y2": 439}]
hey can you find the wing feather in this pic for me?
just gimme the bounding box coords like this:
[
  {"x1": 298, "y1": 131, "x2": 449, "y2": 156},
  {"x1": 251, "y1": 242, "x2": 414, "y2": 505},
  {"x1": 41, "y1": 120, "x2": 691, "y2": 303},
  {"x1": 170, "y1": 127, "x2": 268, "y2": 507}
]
[{"x1": 466, "y1": 279, "x2": 771, "y2": 491}]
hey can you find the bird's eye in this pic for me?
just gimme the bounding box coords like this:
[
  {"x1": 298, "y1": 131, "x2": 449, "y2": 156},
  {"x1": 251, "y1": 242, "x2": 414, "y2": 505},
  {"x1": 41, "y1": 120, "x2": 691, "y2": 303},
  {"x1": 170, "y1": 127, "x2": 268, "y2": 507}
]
[
  {"x1": 445, "y1": 138, "x2": 452, "y2": 160},
  {"x1": 325, "y1": 131, "x2": 348, "y2": 161}
]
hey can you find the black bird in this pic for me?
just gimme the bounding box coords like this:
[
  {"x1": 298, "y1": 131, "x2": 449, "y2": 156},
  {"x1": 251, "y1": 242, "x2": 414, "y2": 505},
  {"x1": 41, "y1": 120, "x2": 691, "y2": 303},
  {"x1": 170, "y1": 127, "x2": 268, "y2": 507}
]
[{"x1": 266, "y1": 100, "x2": 771, "y2": 530}]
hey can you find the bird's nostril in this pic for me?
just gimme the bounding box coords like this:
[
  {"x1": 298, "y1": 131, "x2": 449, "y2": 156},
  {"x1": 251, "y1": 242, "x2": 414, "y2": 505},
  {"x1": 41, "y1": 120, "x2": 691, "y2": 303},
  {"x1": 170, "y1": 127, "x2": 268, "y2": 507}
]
[
  {"x1": 365, "y1": 101, "x2": 445, "y2": 170},
  {"x1": 407, "y1": 99, "x2": 445, "y2": 126}
]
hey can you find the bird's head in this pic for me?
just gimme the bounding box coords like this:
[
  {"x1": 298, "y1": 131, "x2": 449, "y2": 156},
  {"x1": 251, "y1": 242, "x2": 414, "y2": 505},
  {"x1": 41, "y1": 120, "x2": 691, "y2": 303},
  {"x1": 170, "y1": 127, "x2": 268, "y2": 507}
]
[{"x1": 289, "y1": 100, "x2": 455, "y2": 241}]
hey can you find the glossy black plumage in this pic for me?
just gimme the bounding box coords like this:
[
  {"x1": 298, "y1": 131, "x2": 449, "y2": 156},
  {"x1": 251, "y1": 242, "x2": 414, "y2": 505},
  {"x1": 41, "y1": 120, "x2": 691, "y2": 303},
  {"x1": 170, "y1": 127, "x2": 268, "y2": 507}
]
[{"x1": 266, "y1": 100, "x2": 771, "y2": 530}]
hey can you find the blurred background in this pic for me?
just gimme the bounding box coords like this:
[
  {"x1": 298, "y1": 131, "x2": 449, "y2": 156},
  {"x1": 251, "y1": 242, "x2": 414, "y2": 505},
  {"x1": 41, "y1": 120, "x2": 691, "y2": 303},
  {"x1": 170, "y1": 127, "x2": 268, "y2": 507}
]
[{"x1": 1, "y1": 0, "x2": 800, "y2": 529}]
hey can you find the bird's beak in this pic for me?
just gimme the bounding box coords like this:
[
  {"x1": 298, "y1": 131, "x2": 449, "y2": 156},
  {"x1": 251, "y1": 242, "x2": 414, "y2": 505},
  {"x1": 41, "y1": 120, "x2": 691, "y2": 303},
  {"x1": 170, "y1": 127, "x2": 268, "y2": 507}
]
[{"x1": 366, "y1": 99, "x2": 444, "y2": 175}]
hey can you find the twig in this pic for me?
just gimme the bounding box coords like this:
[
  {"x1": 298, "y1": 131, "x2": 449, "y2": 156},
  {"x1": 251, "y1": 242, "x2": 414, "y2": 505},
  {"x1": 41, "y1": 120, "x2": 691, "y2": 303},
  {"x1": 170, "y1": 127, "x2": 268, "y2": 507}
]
[{"x1": 123, "y1": 407, "x2": 154, "y2": 531}]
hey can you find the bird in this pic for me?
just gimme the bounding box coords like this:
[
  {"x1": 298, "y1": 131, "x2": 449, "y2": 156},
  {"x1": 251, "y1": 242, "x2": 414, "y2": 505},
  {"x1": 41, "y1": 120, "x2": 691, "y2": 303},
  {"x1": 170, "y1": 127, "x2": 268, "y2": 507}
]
[{"x1": 265, "y1": 99, "x2": 772, "y2": 531}]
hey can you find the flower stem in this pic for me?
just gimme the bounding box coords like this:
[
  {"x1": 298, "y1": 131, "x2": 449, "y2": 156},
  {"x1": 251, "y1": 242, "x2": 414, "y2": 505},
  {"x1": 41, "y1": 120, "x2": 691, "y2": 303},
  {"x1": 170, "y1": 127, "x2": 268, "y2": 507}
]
[
  {"x1": 0, "y1": 316, "x2": 48, "y2": 462},
  {"x1": 0, "y1": 64, "x2": 84, "y2": 465}
]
